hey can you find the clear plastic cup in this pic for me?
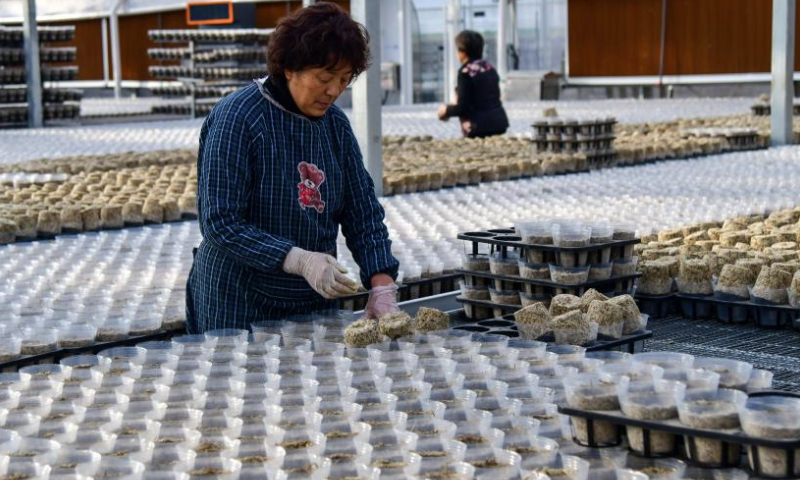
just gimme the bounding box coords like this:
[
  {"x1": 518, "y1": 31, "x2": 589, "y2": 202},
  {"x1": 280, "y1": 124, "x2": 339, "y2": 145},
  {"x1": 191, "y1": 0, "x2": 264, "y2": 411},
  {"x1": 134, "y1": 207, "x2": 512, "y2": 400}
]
[
  {"x1": 52, "y1": 448, "x2": 102, "y2": 477},
  {"x1": 0, "y1": 373, "x2": 31, "y2": 392},
  {"x1": 693, "y1": 357, "x2": 753, "y2": 391},
  {"x1": 358, "y1": 407, "x2": 404, "y2": 431},
  {"x1": 619, "y1": 380, "x2": 686, "y2": 456},
  {"x1": 278, "y1": 451, "x2": 330, "y2": 480},
  {"x1": 237, "y1": 443, "x2": 285, "y2": 473},
  {"x1": 598, "y1": 362, "x2": 664, "y2": 384},
  {"x1": 740, "y1": 395, "x2": 800, "y2": 478},
  {"x1": 662, "y1": 368, "x2": 720, "y2": 395},
  {"x1": 748, "y1": 369, "x2": 774, "y2": 392},
  {"x1": 106, "y1": 436, "x2": 155, "y2": 463},
  {"x1": 464, "y1": 445, "x2": 521, "y2": 479},
  {"x1": 95, "y1": 457, "x2": 146, "y2": 480},
  {"x1": 19, "y1": 364, "x2": 70, "y2": 383},
  {"x1": 3, "y1": 411, "x2": 41, "y2": 437},
  {"x1": 623, "y1": 457, "x2": 687, "y2": 480},
  {"x1": 155, "y1": 426, "x2": 202, "y2": 450},
  {"x1": 416, "y1": 460, "x2": 474, "y2": 480},
  {"x1": 57, "y1": 324, "x2": 97, "y2": 349},
  {"x1": 522, "y1": 453, "x2": 590, "y2": 480},
  {"x1": 4, "y1": 461, "x2": 51, "y2": 480},
  {"x1": 680, "y1": 467, "x2": 749, "y2": 480},
  {"x1": 632, "y1": 352, "x2": 694, "y2": 371},
  {"x1": 149, "y1": 444, "x2": 197, "y2": 473},
  {"x1": 527, "y1": 351, "x2": 558, "y2": 368},
  {"x1": 100, "y1": 346, "x2": 148, "y2": 365},
  {"x1": 160, "y1": 408, "x2": 203, "y2": 430},
  {"x1": 194, "y1": 435, "x2": 241, "y2": 459},
  {"x1": 563, "y1": 373, "x2": 626, "y2": 447},
  {"x1": 155, "y1": 386, "x2": 207, "y2": 410},
  {"x1": 326, "y1": 462, "x2": 378, "y2": 480},
  {"x1": 187, "y1": 457, "x2": 241, "y2": 480},
  {"x1": 10, "y1": 437, "x2": 61, "y2": 465},
  {"x1": 586, "y1": 351, "x2": 632, "y2": 364},
  {"x1": 406, "y1": 417, "x2": 457, "y2": 441}
]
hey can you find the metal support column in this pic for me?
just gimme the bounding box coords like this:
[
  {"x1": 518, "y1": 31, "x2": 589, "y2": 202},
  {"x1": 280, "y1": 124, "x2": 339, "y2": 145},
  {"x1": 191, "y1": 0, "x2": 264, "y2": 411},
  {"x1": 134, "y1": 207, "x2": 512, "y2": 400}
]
[
  {"x1": 771, "y1": 0, "x2": 796, "y2": 145},
  {"x1": 351, "y1": 0, "x2": 383, "y2": 196},
  {"x1": 22, "y1": 0, "x2": 43, "y2": 128},
  {"x1": 101, "y1": 18, "x2": 110, "y2": 86},
  {"x1": 497, "y1": 0, "x2": 508, "y2": 81},
  {"x1": 110, "y1": 0, "x2": 125, "y2": 99},
  {"x1": 399, "y1": 0, "x2": 414, "y2": 105},
  {"x1": 443, "y1": 0, "x2": 460, "y2": 104}
]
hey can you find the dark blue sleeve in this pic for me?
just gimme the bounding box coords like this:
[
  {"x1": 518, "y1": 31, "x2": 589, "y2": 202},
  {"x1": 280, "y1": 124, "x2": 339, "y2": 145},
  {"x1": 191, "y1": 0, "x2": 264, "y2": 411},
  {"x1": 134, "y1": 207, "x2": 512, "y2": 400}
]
[
  {"x1": 198, "y1": 100, "x2": 295, "y2": 273},
  {"x1": 337, "y1": 119, "x2": 400, "y2": 287}
]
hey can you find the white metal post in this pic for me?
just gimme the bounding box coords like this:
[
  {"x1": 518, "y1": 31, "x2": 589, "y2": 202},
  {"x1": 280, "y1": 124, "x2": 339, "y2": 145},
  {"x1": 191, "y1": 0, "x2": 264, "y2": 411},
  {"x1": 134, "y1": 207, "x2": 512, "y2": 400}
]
[
  {"x1": 110, "y1": 0, "x2": 125, "y2": 99},
  {"x1": 443, "y1": 0, "x2": 460, "y2": 104},
  {"x1": 497, "y1": 0, "x2": 508, "y2": 80},
  {"x1": 351, "y1": 0, "x2": 383, "y2": 196},
  {"x1": 302, "y1": 0, "x2": 316, "y2": 7},
  {"x1": 23, "y1": 0, "x2": 43, "y2": 128},
  {"x1": 771, "y1": 0, "x2": 796, "y2": 145},
  {"x1": 101, "y1": 17, "x2": 110, "y2": 86},
  {"x1": 398, "y1": 0, "x2": 414, "y2": 105}
]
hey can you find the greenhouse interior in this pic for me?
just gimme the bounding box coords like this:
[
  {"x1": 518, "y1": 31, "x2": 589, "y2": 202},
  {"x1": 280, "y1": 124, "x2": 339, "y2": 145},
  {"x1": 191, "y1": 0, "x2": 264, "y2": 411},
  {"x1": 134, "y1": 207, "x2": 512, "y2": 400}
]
[{"x1": 2, "y1": 0, "x2": 800, "y2": 479}]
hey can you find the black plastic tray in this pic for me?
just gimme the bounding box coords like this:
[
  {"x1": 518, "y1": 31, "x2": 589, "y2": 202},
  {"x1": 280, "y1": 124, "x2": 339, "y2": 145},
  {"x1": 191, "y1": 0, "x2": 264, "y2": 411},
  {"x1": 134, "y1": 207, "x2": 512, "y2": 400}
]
[
  {"x1": 559, "y1": 391, "x2": 800, "y2": 478},
  {"x1": 450, "y1": 317, "x2": 651, "y2": 353},
  {"x1": 458, "y1": 269, "x2": 640, "y2": 291},
  {"x1": 676, "y1": 293, "x2": 799, "y2": 329},
  {"x1": 634, "y1": 292, "x2": 678, "y2": 320},
  {"x1": 0, "y1": 330, "x2": 178, "y2": 372},
  {"x1": 458, "y1": 230, "x2": 640, "y2": 253}
]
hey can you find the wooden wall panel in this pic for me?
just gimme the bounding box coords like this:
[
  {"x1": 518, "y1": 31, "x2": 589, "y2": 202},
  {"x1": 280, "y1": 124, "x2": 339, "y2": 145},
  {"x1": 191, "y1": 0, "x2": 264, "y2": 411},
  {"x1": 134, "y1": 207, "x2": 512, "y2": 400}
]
[
  {"x1": 568, "y1": 0, "x2": 800, "y2": 77},
  {"x1": 567, "y1": 0, "x2": 662, "y2": 77},
  {"x1": 662, "y1": 0, "x2": 770, "y2": 75}
]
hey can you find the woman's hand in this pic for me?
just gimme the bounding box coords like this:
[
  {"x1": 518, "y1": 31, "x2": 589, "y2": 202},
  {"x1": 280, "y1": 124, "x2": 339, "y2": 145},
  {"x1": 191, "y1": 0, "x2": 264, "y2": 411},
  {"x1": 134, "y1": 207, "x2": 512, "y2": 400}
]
[
  {"x1": 365, "y1": 284, "x2": 400, "y2": 319},
  {"x1": 282, "y1": 247, "x2": 358, "y2": 299},
  {"x1": 437, "y1": 104, "x2": 449, "y2": 121}
]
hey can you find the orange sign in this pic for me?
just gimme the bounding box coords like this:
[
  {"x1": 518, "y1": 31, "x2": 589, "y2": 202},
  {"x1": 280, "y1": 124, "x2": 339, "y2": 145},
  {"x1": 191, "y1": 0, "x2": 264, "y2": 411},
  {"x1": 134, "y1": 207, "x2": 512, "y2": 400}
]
[{"x1": 186, "y1": 1, "x2": 234, "y2": 26}]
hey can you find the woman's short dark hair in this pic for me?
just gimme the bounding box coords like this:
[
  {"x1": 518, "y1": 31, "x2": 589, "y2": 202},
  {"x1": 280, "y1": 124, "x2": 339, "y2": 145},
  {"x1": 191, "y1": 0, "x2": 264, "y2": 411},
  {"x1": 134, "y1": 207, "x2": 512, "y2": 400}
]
[
  {"x1": 455, "y1": 30, "x2": 484, "y2": 60},
  {"x1": 267, "y1": 2, "x2": 370, "y2": 80}
]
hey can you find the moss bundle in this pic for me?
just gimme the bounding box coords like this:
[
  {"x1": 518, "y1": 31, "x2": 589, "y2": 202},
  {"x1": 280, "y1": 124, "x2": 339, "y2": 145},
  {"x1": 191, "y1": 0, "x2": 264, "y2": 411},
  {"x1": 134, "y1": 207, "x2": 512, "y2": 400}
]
[
  {"x1": 514, "y1": 302, "x2": 551, "y2": 340},
  {"x1": 549, "y1": 294, "x2": 582, "y2": 317},
  {"x1": 608, "y1": 295, "x2": 642, "y2": 334}
]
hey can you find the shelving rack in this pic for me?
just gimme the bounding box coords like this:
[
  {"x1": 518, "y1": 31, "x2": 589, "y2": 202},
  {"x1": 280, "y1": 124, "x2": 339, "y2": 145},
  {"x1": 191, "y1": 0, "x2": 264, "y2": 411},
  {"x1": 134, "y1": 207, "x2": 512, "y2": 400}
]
[
  {"x1": 0, "y1": 25, "x2": 81, "y2": 127},
  {"x1": 147, "y1": 28, "x2": 272, "y2": 118},
  {"x1": 457, "y1": 227, "x2": 641, "y2": 320}
]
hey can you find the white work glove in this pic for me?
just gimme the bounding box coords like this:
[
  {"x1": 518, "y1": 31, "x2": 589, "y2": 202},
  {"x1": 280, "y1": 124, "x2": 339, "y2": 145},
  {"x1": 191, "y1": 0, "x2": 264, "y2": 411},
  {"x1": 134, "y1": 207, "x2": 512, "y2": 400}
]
[
  {"x1": 365, "y1": 284, "x2": 400, "y2": 319},
  {"x1": 283, "y1": 247, "x2": 358, "y2": 299}
]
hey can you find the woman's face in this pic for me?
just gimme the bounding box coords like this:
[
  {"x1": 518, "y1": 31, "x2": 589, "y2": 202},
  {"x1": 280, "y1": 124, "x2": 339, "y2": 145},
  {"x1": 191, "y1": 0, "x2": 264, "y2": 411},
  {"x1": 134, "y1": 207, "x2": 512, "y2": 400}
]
[{"x1": 285, "y1": 62, "x2": 353, "y2": 117}]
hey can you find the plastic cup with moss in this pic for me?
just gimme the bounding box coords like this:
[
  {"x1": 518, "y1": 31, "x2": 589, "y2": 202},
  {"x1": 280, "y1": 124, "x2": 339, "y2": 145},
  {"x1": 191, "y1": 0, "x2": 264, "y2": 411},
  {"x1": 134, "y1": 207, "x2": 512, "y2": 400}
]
[
  {"x1": 677, "y1": 389, "x2": 747, "y2": 467},
  {"x1": 637, "y1": 262, "x2": 672, "y2": 296},
  {"x1": 619, "y1": 380, "x2": 686, "y2": 456},
  {"x1": 740, "y1": 395, "x2": 800, "y2": 478},
  {"x1": 751, "y1": 266, "x2": 791, "y2": 305},
  {"x1": 587, "y1": 300, "x2": 625, "y2": 339},
  {"x1": 607, "y1": 295, "x2": 643, "y2": 335},
  {"x1": 514, "y1": 303, "x2": 551, "y2": 340},
  {"x1": 563, "y1": 373, "x2": 627, "y2": 447},
  {"x1": 551, "y1": 311, "x2": 596, "y2": 346}
]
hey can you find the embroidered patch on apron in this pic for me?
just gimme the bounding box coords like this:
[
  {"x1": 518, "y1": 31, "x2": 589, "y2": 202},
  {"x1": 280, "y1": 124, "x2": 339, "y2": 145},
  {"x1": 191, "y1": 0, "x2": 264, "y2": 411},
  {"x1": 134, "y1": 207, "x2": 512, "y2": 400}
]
[{"x1": 297, "y1": 161, "x2": 326, "y2": 213}]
